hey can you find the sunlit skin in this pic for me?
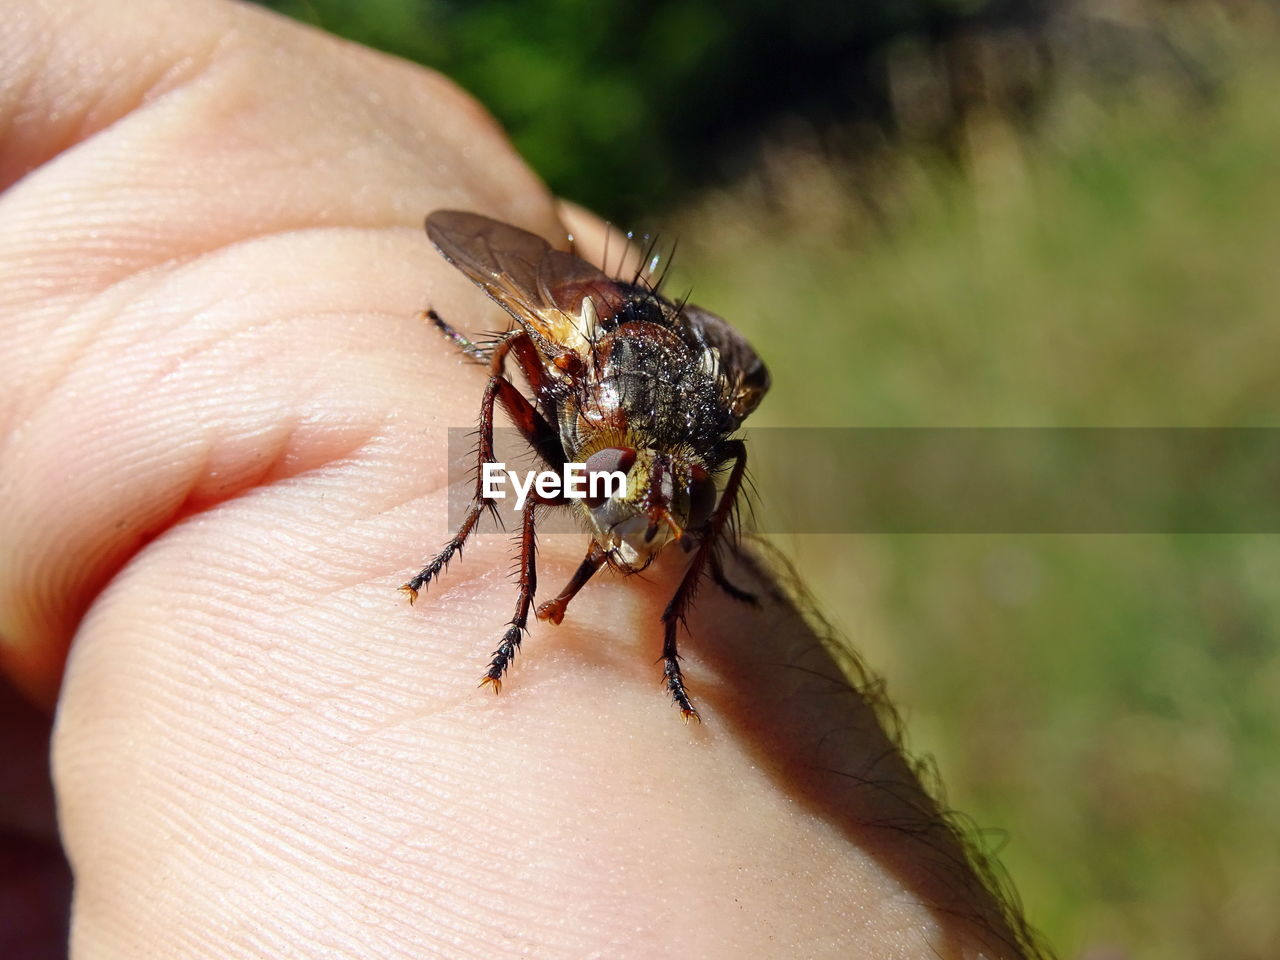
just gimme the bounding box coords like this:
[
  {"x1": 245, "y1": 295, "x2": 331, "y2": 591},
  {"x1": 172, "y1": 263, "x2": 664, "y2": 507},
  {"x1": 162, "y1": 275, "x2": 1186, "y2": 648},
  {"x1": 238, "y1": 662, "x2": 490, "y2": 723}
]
[{"x1": 0, "y1": 0, "x2": 1037, "y2": 957}]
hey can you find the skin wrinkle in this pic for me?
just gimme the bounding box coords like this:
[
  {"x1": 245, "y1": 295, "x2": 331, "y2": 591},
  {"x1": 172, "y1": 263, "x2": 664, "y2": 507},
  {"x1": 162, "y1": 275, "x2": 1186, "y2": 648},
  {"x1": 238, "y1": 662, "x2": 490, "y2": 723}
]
[
  {"x1": 0, "y1": 6, "x2": 221, "y2": 191},
  {"x1": 0, "y1": 231, "x2": 435, "y2": 694},
  {"x1": 45, "y1": 241, "x2": 423, "y2": 440},
  {"x1": 106, "y1": 677, "x2": 556, "y2": 956},
  {"x1": 6, "y1": 398, "x2": 367, "y2": 623},
  {"x1": 171, "y1": 799, "x2": 416, "y2": 950},
  {"x1": 97, "y1": 482, "x2": 508, "y2": 717},
  {"x1": 0, "y1": 245, "x2": 373, "y2": 485},
  {"x1": 8, "y1": 227, "x2": 423, "y2": 385}
]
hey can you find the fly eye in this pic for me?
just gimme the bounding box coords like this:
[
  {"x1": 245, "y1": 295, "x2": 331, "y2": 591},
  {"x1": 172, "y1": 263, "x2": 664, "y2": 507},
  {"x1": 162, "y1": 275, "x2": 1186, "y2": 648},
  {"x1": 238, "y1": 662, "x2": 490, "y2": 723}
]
[
  {"x1": 686, "y1": 466, "x2": 717, "y2": 531},
  {"x1": 583, "y1": 446, "x2": 635, "y2": 508}
]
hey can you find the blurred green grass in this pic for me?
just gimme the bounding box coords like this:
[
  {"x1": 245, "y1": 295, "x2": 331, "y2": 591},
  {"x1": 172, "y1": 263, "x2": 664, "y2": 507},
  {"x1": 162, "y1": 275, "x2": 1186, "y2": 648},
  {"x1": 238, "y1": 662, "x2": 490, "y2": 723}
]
[{"x1": 666, "y1": 30, "x2": 1280, "y2": 960}]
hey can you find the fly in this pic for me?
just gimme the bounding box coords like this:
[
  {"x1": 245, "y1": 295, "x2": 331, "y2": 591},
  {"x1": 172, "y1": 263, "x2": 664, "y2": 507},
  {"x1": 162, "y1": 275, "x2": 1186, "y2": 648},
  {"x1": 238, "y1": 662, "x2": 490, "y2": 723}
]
[{"x1": 401, "y1": 210, "x2": 770, "y2": 720}]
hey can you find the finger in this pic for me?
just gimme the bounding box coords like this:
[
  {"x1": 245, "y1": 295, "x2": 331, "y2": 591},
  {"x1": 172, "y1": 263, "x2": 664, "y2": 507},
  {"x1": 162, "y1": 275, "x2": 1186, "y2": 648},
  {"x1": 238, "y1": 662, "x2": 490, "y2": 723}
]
[{"x1": 0, "y1": 0, "x2": 557, "y2": 705}]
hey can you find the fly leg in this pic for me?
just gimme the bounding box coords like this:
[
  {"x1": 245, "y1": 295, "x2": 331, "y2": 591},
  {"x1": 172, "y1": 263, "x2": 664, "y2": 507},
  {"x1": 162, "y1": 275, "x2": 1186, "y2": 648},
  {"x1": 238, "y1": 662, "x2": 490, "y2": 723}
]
[
  {"x1": 660, "y1": 441, "x2": 748, "y2": 721},
  {"x1": 401, "y1": 332, "x2": 564, "y2": 602},
  {"x1": 481, "y1": 483, "x2": 573, "y2": 691},
  {"x1": 425, "y1": 308, "x2": 491, "y2": 362},
  {"x1": 536, "y1": 542, "x2": 608, "y2": 625},
  {"x1": 480, "y1": 501, "x2": 537, "y2": 691}
]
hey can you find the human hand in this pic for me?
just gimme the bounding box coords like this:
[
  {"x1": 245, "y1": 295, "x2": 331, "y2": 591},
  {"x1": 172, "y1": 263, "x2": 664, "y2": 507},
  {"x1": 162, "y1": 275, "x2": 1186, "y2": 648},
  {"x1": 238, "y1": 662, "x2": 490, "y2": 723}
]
[{"x1": 0, "y1": 1, "x2": 1034, "y2": 956}]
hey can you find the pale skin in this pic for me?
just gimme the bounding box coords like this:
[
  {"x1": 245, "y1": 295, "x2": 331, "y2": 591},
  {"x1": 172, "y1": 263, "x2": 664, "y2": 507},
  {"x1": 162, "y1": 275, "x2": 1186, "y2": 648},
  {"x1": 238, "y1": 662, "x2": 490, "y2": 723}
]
[{"x1": 0, "y1": 1, "x2": 1036, "y2": 957}]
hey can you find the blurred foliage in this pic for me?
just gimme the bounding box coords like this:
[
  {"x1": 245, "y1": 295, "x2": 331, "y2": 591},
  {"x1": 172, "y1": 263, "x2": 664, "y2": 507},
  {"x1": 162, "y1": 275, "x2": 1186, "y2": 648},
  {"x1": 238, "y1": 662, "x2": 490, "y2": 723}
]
[{"x1": 257, "y1": 0, "x2": 1051, "y2": 221}]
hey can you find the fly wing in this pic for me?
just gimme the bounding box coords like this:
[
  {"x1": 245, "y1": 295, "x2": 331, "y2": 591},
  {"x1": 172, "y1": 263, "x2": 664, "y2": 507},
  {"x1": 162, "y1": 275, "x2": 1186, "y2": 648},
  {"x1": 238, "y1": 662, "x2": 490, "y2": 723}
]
[
  {"x1": 426, "y1": 210, "x2": 619, "y2": 355},
  {"x1": 681, "y1": 303, "x2": 771, "y2": 421}
]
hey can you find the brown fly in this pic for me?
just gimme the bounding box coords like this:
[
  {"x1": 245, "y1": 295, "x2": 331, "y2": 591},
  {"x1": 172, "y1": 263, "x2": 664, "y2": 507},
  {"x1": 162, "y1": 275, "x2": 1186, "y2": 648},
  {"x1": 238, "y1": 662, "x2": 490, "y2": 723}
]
[{"x1": 401, "y1": 210, "x2": 769, "y2": 720}]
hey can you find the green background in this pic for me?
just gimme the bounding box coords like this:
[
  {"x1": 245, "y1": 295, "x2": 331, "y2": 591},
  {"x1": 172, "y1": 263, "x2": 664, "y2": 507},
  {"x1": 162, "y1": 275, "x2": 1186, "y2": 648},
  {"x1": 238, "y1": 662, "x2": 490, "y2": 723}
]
[{"x1": 259, "y1": 2, "x2": 1280, "y2": 957}]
